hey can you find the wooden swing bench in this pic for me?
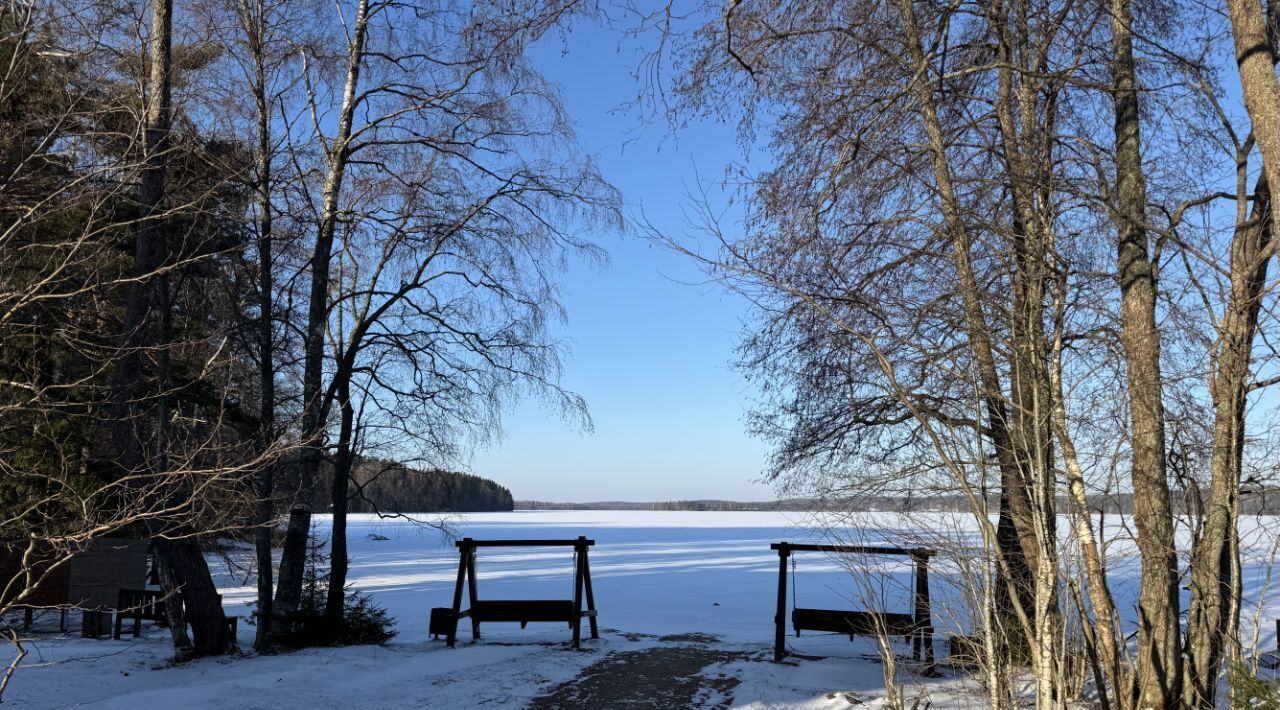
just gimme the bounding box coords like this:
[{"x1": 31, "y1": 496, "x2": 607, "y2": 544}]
[
  {"x1": 432, "y1": 537, "x2": 598, "y2": 649},
  {"x1": 772, "y1": 542, "x2": 934, "y2": 670}
]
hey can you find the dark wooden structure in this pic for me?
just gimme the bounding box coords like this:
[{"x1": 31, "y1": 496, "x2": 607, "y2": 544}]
[
  {"x1": 2, "y1": 538, "x2": 147, "y2": 634},
  {"x1": 947, "y1": 634, "x2": 983, "y2": 668},
  {"x1": 439, "y1": 537, "x2": 598, "y2": 649},
  {"x1": 68, "y1": 539, "x2": 149, "y2": 609},
  {"x1": 772, "y1": 542, "x2": 934, "y2": 670}
]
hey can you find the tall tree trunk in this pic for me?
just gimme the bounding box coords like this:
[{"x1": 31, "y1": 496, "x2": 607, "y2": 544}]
[
  {"x1": 248, "y1": 0, "x2": 277, "y2": 650},
  {"x1": 1216, "y1": 0, "x2": 1280, "y2": 698},
  {"x1": 270, "y1": 0, "x2": 370, "y2": 641},
  {"x1": 108, "y1": 0, "x2": 227, "y2": 658},
  {"x1": 155, "y1": 537, "x2": 231, "y2": 656},
  {"x1": 1109, "y1": 0, "x2": 1180, "y2": 703},
  {"x1": 324, "y1": 379, "x2": 355, "y2": 634},
  {"x1": 1184, "y1": 173, "x2": 1272, "y2": 707},
  {"x1": 895, "y1": 3, "x2": 1035, "y2": 704},
  {"x1": 1226, "y1": 0, "x2": 1280, "y2": 189}
]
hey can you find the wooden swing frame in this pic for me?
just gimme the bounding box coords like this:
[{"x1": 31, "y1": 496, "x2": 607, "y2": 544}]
[
  {"x1": 442, "y1": 537, "x2": 599, "y2": 649},
  {"x1": 771, "y1": 542, "x2": 934, "y2": 670}
]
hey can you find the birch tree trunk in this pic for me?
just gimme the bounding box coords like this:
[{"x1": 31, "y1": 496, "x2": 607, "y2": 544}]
[
  {"x1": 325, "y1": 379, "x2": 355, "y2": 633},
  {"x1": 986, "y1": 2, "x2": 1062, "y2": 696},
  {"x1": 1050, "y1": 258, "x2": 1130, "y2": 709},
  {"x1": 270, "y1": 0, "x2": 370, "y2": 640}
]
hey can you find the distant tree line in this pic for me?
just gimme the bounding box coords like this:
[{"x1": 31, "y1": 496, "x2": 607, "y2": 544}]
[
  {"x1": 516, "y1": 499, "x2": 819, "y2": 511},
  {"x1": 519, "y1": 491, "x2": 1280, "y2": 516},
  {"x1": 329, "y1": 460, "x2": 513, "y2": 514}
]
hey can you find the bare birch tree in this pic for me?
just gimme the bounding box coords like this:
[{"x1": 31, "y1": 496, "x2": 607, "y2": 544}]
[{"x1": 269, "y1": 0, "x2": 616, "y2": 641}]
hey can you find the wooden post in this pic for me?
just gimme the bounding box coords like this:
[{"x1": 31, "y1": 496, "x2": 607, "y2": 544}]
[
  {"x1": 466, "y1": 545, "x2": 480, "y2": 640},
  {"x1": 580, "y1": 537, "x2": 598, "y2": 639},
  {"x1": 912, "y1": 555, "x2": 920, "y2": 662},
  {"x1": 447, "y1": 539, "x2": 469, "y2": 647},
  {"x1": 571, "y1": 541, "x2": 584, "y2": 649},
  {"x1": 912, "y1": 550, "x2": 934, "y2": 672},
  {"x1": 775, "y1": 542, "x2": 789, "y2": 662},
  {"x1": 81, "y1": 608, "x2": 111, "y2": 638}
]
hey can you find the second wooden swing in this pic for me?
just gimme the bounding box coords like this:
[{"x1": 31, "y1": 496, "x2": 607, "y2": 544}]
[{"x1": 771, "y1": 542, "x2": 934, "y2": 670}]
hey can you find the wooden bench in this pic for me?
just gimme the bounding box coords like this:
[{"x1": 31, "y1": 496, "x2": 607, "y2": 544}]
[
  {"x1": 442, "y1": 537, "x2": 598, "y2": 649},
  {"x1": 113, "y1": 588, "x2": 166, "y2": 639},
  {"x1": 772, "y1": 542, "x2": 934, "y2": 671},
  {"x1": 113, "y1": 588, "x2": 237, "y2": 640}
]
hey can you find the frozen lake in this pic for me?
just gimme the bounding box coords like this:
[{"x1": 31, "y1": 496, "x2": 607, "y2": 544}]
[
  {"x1": 210, "y1": 508, "x2": 1280, "y2": 655},
  {"x1": 218, "y1": 510, "x2": 951, "y2": 653}
]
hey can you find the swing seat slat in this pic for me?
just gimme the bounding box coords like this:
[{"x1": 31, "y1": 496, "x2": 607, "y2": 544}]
[
  {"x1": 791, "y1": 608, "x2": 918, "y2": 636},
  {"x1": 470, "y1": 599, "x2": 576, "y2": 623}
]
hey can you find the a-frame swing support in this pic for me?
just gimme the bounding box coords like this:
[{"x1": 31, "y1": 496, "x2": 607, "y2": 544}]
[
  {"x1": 443, "y1": 537, "x2": 598, "y2": 649},
  {"x1": 772, "y1": 542, "x2": 934, "y2": 672}
]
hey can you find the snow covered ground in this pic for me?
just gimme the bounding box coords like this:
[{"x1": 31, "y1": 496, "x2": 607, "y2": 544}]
[{"x1": 5, "y1": 510, "x2": 1280, "y2": 708}]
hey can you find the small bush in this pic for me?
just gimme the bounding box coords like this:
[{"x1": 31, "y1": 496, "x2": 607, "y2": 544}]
[
  {"x1": 1229, "y1": 660, "x2": 1280, "y2": 709},
  {"x1": 335, "y1": 590, "x2": 396, "y2": 645},
  {"x1": 284, "y1": 587, "x2": 397, "y2": 647},
  {"x1": 280, "y1": 526, "x2": 397, "y2": 647}
]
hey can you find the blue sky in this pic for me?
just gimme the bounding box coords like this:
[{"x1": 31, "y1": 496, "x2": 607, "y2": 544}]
[
  {"x1": 469, "y1": 18, "x2": 775, "y2": 502},
  {"x1": 464, "y1": 12, "x2": 1280, "y2": 503}
]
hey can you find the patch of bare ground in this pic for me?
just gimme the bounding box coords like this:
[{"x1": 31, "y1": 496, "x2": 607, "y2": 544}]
[{"x1": 526, "y1": 636, "x2": 753, "y2": 709}]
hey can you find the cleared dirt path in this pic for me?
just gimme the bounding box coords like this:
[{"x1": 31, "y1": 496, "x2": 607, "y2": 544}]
[{"x1": 526, "y1": 634, "x2": 756, "y2": 709}]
